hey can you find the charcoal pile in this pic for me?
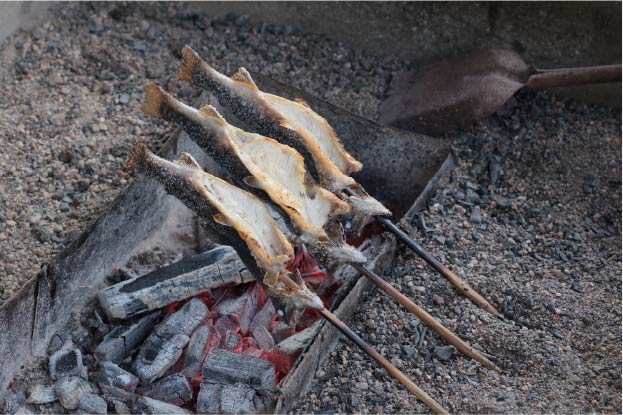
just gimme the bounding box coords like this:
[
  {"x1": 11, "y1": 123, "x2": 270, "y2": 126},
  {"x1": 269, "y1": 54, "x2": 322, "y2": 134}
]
[{"x1": 9, "y1": 245, "x2": 333, "y2": 414}]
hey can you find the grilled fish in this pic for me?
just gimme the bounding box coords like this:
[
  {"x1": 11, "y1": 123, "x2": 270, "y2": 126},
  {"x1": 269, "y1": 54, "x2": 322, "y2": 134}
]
[
  {"x1": 127, "y1": 143, "x2": 323, "y2": 322},
  {"x1": 141, "y1": 83, "x2": 366, "y2": 264},
  {"x1": 178, "y1": 46, "x2": 390, "y2": 227}
]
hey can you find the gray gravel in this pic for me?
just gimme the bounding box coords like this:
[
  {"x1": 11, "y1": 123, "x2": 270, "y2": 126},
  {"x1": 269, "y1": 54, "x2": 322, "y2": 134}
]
[{"x1": 0, "y1": 2, "x2": 620, "y2": 414}]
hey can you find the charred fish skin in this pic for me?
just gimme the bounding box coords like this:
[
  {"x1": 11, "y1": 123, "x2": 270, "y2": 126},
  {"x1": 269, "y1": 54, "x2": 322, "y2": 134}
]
[
  {"x1": 142, "y1": 83, "x2": 250, "y2": 187},
  {"x1": 141, "y1": 84, "x2": 366, "y2": 264},
  {"x1": 127, "y1": 143, "x2": 324, "y2": 321},
  {"x1": 178, "y1": 46, "x2": 322, "y2": 183}
]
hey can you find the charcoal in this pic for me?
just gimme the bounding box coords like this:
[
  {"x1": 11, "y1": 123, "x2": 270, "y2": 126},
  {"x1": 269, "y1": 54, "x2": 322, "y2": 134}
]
[
  {"x1": 215, "y1": 295, "x2": 247, "y2": 317},
  {"x1": 133, "y1": 299, "x2": 207, "y2": 383},
  {"x1": 271, "y1": 321, "x2": 295, "y2": 343},
  {"x1": 95, "y1": 312, "x2": 160, "y2": 363},
  {"x1": 239, "y1": 286, "x2": 261, "y2": 335},
  {"x1": 215, "y1": 315, "x2": 240, "y2": 337},
  {"x1": 112, "y1": 399, "x2": 132, "y2": 415},
  {"x1": 133, "y1": 396, "x2": 192, "y2": 414},
  {"x1": 99, "y1": 246, "x2": 253, "y2": 319},
  {"x1": 96, "y1": 361, "x2": 139, "y2": 393},
  {"x1": 249, "y1": 301, "x2": 275, "y2": 335},
  {"x1": 182, "y1": 325, "x2": 211, "y2": 377},
  {"x1": 26, "y1": 385, "x2": 56, "y2": 404},
  {"x1": 49, "y1": 348, "x2": 83, "y2": 380},
  {"x1": 202, "y1": 349, "x2": 276, "y2": 391},
  {"x1": 252, "y1": 325, "x2": 275, "y2": 351},
  {"x1": 197, "y1": 382, "x2": 273, "y2": 414},
  {"x1": 54, "y1": 376, "x2": 92, "y2": 410},
  {"x1": 272, "y1": 321, "x2": 322, "y2": 355},
  {"x1": 78, "y1": 393, "x2": 107, "y2": 414},
  {"x1": 144, "y1": 374, "x2": 193, "y2": 406},
  {"x1": 222, "y1": 330, "x2": 242, "y2": 351}
]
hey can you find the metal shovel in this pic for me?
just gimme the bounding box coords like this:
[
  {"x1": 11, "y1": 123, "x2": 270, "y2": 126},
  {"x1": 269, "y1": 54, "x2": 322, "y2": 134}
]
[{"x1": 379, "y1": 48, "x2": 621, "y2": 135}]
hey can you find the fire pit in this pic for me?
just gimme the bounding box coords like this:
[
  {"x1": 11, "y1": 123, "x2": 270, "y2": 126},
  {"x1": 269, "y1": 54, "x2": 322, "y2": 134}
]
[{"x1": 0, "y1": 72, "x2": 452, "y2": 413}]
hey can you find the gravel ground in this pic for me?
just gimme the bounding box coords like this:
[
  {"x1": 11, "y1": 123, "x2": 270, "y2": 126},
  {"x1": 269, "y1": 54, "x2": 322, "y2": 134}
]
[{"x1": 0, "y1": 2, "x2": 620, "y2": 414}]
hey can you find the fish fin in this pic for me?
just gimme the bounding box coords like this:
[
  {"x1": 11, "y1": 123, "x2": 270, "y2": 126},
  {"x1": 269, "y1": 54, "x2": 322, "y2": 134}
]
[
  {"x1": 263, "y1": 271, "x2": 279, "y2": 287},
  {"x1": 127, "y1": 142, "x2": 150, "y2": 175},
  {"x1": 213, "y1": 213, "x2": 233, "y2": 227},
  {"x1": 178, "y1": 45, "x2": 201, "y2": 82},
  {"x1": 231, "y1": 67, "x2": 258, "y2": 89},
  {"x1": 294, "y1": 97, "x2": 310, "y2": 108},
  {"x1": 141, "y1": 83, "x2": 169, "y2": 119},
  {"x1": 243, "y1": 175, "x2": 264, "y2": 189},
  {"x1": 176, "y1": 152, "x2": 202, "y2": 170},
  {"x1": 198, "y1": 105, "x2": 227, "y2": 124}
]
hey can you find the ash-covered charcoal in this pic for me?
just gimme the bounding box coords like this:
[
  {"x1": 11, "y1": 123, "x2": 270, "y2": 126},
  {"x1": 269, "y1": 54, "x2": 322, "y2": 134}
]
[
  {"x1": 96, "y1": 361, "x2": 139, "y2": 393},
  {"x1": 95, "y1": 311, "x2": 160, "y2": 364},
  {"x1": 54, "y1": 376, "x2": 92, "y2": 410},
  {"x1": 133, "y1": 396, "x2": 193, "y2": 414},
  {"x1": 272, "y1": 321, "x2": 322, "y2": 355},
  {"x1": 133, "y1": 299, "x2": 208, "y2": 383},
  {"x1": 239, "y1": 285, "x2": 261, "y2": 335},
  {"x1": 99, "y1": 246, "x2": 252, "y2": 320},
  {"x1": 198, "y1": 382, "x2": 272, "y2": 414},
  {"x1": 143, "y1": 373, "x2": 193, "y2": 406},
  {"x1": 26, "y1": 385, "x2": 57, "y2": 405},
  {"x1": 78, "y1": 393, "x2": 108, "y2": 414},
  {"x1": 214, "y1": 315, "x2": 240, "y2": 337},
  {"x1": 252, "y1": 325, "x2": 275, "y2": 351},
  {"x1": 215, "y1": 293, "x2": 247, "y2": 317},
  {"x1": 49, "y1": 348, "x2": 84, "y2": 380},
  {"x1": 271, "y1": 322, "x2": 296, "y2": 344},
  {"x1": 202, "y1": 349, "x2": 276, "y2": 391},
  {"x1": 182, "y1": 325, "x2": 212, "y2": 377},
  {"x1": 249, "y1": 300, "x2": 276, "y2": 334},
  {"x1": 222, "y1": 330, "x2": 242, "y2": 351}
]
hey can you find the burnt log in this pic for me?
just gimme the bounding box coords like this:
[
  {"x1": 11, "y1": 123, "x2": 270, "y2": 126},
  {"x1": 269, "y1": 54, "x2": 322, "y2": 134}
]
[
  {"x1": 99, "y1": 246, "x2": 252, "y2": 320},
  {"x1": 144, "y1": 373, "x2": 193, "y2": 406},
  {"x1": 133, "y1": 298, "x2": 208, "y2": 383},
  {"x1": 94, "y1": 311, "x2": 160, "y2": 364}
]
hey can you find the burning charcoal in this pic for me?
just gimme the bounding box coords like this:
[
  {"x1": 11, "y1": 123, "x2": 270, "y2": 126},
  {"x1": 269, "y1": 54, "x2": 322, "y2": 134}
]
[
  {"x1": 96, "y1": 361, "x2": 139, "y2": 393},
  {"x1": 215, "y1": 315, "x2": 240, "y2": 337},
  {"x1": 239, "y1": 285, "x2": 261, "y2": 335},
  {"x1": 272, "y1": 321, "x2": 322, "y2": 355},
  {"x1": 95, "y1": 312, "x2": 160, "y2": 364},
  {"x1": 222, "y1": 330, "x2": 242, "y2": 351},
  {"x1": 26, "y1": 385, "x2": 56, "y2": 404},
  {"x1": 144, "y1": 374, "x2": 193, "y2": 406},
  {"x1": 99, "y1": 246, "x2": 252, "y2": 320},
  {"x1": 252, "y1": 325, "x2": 275, "y2": 351},
  {"x1": 54, "y1": 376, "x2": 92, "y2": 410},
  {"x1": 182, "y1": 325, "x2": 211, "y2": 377},
  {"x1": 133, "y1": 396, "x2": 192, "y2": 414},
  {"x1": 49, "y1": 348, "x2": 84, "y2": 380},
  {"x1": 78, "y1": 393, "x2": 107, "y2": 414},
  {"x1": 249, "y1": 301, "x2": 276, "y2": 335},
  {"x1": 196, "y1": 383, "x2": 222, "y2": 414},
  {"x1": 215, "y1": 294, "x2": 247, "y2": 317},
  {"x1": 133, "y1": 299, "x2": 208, "y2": 383},
  {"x1": 202, "y1": 349, "x2": 276, "y2": 391},
  {"x1": 271, "y1": 321, "x2": 295, "y2": 343}
]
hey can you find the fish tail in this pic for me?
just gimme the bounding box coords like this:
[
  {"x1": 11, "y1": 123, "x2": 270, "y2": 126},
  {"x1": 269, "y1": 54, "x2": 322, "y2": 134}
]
[
  {"x1": 127, "y1": 142, "x2": 150, "y2": 176},
  {"x1": 178, "y1": 45, "x2": 201, "y2": 82},
  {"x1": 141, "y1": 83, "x2": 170, "y2": 120}
]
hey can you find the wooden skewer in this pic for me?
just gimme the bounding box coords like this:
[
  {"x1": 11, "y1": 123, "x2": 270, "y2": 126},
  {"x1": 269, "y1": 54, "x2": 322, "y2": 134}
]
[
  {"x1": 375, "y1": 216, "x2": 500, "y2": 317},
  {"x1": 351, "y1": 263, "x2": 501, "y2": 372},
  {"x1": 278, "y1": 274, "x2": 449, "y2": 414}
]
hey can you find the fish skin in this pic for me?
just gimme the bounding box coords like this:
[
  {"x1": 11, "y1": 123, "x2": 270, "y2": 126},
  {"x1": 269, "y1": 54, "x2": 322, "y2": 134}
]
[
  {"x1": 141, "y1": 83, "x2": 367, "y2": 265},
  {"x1": 127, "y1": 143, "x2": 323, "y2": 322},
  {"x1": 177, "y1": 46, "x2": 391, "y2": 224}
]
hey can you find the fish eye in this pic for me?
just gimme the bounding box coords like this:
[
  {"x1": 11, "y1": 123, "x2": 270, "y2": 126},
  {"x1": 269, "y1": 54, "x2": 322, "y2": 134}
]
[{"x1": 277, "y1": 309, "x2": 285, "y2": 317}]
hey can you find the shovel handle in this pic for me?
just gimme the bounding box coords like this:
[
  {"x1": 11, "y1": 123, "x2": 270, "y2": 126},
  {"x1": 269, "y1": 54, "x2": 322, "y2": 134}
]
[{"x1": 526, "y1": 64, "x2": 621, "y2": 90}]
